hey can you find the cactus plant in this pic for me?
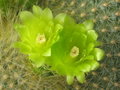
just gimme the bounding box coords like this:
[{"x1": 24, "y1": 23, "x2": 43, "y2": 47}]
[{"x1": 0, "y1": 0, "x2": 120, "y2": 90}]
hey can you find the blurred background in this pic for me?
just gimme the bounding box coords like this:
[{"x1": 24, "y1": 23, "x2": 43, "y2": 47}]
[{"x1": 0, "y1": 0, "x2": 120, "y2": 90}]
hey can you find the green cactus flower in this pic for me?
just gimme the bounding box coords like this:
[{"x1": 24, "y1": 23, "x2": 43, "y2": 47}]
[
  {"x1": 14, "y1": 5, "x2": 66, "y2": 67},
  {"x1": 14, "y1": 5, "x2": 104, "y2": 85},
  {"x1": 49, "y1": 16, "x2": 104, "y2": 85}
]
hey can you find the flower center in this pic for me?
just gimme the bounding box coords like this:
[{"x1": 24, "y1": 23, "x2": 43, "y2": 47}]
[
  {"x1": 36, "y1": 33, "x2": 46, "y2": 44},
  {"x1": 70, "y1": 46, "x2": 79, "y2": 58}
]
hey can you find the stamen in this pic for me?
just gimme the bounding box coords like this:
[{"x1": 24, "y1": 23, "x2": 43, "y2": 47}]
[
  {"x1": 36, "y1": 33, "x2": 46, "y2": 44},
  {"x1": 70, "y1": 46, "x2": 79, "y2": 58}
]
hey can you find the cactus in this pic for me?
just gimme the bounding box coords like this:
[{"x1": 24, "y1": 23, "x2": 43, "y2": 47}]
[{"x1": 0, "y1": 0, "x2": 120, "y2": 90}]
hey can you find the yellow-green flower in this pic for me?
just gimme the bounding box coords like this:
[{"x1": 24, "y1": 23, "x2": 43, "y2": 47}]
[
  {"x1": 14, "y1": 5, "x2": 66, "y2": 67},
  {"x1": 49, "y1": 16, "x2": 104, "y2": 85}
]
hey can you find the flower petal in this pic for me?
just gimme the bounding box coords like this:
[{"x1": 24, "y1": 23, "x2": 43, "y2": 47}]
[
  {"x1": 87, "y1": 30, "x2": 98, "y2": 43},
  {"x1": 20, "y1": 11, "x2": 34, "y2": 22},
  {"x1": 55, "y1": 13, "x2": 66, "y2": 25},
  {"x1": 78, "y1": 62, "x2": 91, "y2": 72},
  {"x1": 86, "y1": 43, "x2": 94, "y2": 54},
  {"x1": 41, "y1": 8, "x2": 53, "y2": 20},
  {"x1": 93, "y1": 48, "x2": 105, "y2": 61},
  {"x1": 83, "y1": 20, "x2": 94, "y2": 30},
  {"x1": 14, "y1": 42, "x2": 31, "y2": 54},
  {"x1": 84, "y1": 60, "x2": 100, "y2": 70},
  {"x1": 76, "y1": 72, "x2": 85, "y2": 83},
  {"x1": 66, "y1": 75, "x2": 74, "y2": 85},
  {"x1": 32, "y1": 5, "x2": 42, "y2": 16}
]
